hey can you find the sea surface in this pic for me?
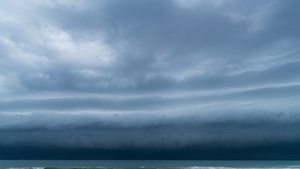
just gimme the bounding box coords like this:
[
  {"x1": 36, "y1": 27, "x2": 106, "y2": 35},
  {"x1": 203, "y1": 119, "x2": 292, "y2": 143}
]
[{"x1": 0, "y1": 160, "x2": 299, "y2": 169}]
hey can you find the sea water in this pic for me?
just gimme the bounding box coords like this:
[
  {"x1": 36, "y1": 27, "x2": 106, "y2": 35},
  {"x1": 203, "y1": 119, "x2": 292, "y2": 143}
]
[{"x1": 0, "y1": 160, "x2": 299, "y2": 169}]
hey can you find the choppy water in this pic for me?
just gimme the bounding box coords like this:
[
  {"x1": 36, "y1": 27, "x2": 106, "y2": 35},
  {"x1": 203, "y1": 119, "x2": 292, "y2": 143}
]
[{"x1": 0, "y1": 160, "x2": 299, "y2": 169}]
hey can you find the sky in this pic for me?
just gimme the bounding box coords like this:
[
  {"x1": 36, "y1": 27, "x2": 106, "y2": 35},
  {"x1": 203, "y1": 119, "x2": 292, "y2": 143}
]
[{"x1": 0, "y1": 0, "x2": 300, "y2": 160}]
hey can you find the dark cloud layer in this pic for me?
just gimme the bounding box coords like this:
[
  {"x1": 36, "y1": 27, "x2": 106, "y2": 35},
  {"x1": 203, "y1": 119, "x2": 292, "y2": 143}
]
[
  {"x1": 0, "y1": 0, "x2": 300, "y2": 159},
  {"x1": 1, "y1": 112, "x2": 300, "y2": 159}
]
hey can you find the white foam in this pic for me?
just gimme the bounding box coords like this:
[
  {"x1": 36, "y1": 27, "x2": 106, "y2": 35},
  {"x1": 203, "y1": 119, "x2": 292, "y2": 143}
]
[
  {"x1": 6, "y1": 168, "x2": 45, "y2": 169},
  {"x1": 182, "y1": 167, "x2": 300, "y2": 169},
  {"x1": 183, "y1": 167, "x2": 236, "y2": 169}
]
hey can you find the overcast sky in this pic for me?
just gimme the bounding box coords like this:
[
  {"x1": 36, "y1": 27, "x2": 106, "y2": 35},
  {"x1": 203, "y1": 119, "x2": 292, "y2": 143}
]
[{"x1": 0, "y1": 0, "x2": 300, "y2": 159}]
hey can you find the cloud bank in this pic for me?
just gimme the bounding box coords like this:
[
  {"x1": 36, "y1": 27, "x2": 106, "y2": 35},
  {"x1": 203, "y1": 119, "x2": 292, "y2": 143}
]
[{"x1": 0, "y1": 0, "x2": 300, "y2": 159}]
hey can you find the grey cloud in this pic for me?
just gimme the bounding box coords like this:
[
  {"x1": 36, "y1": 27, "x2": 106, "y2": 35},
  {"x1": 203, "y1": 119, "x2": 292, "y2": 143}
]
[
  {"x1": 0, "y1": 96, "x2": 169, "y2": 112},
  {"x1": 2, "y1": 0, "x2": 296, "y2": 94},
  {"x1": 1, "y1": 84, "x2": 300, "y2": 114},
  {"x1": 15, "y1": 59, "x2": 300, "y2": 94},
  {"x1": 183, "y1": 61, "x2": 300, "y2": 90},
  {"x1": 0, "y1": 0, "x2": 298, "y2": 93},
  {"x1": 0, "y1": 0, "x2": 300, "y2": 159},
  {"x1": 263, "y1": 0, "x2": 300, "y2": 40},
  {"x1": 0, "y1": 112, "x2": 300, "y2": 149}
]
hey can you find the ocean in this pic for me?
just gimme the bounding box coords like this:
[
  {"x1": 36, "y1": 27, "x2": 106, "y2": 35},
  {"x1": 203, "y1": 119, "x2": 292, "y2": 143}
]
[{"x1": 0, "y1": 160, "x2": 300, "y2": 169}]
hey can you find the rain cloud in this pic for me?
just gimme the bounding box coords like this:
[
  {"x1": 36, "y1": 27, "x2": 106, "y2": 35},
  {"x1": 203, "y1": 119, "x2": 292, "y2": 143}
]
[{"x1": 0, "y1": 0, "x2": 300, "y2": 159}]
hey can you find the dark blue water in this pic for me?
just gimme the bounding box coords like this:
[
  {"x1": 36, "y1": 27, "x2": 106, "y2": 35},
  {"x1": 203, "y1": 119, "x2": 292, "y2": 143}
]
[{"x1": 0, "y1": 160, "x2": 299, "y2": 169}]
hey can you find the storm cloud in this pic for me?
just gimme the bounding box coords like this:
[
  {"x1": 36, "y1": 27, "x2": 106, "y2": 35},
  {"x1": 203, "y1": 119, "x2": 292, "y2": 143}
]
[{"x1": 0, "y1": 0, "x2": 300, "y2": 159}]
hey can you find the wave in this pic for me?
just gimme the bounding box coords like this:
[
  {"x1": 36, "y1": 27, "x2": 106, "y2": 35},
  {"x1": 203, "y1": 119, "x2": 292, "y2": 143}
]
[{"x1": 2, "y1": 166, "x2": 300, "y2": 169}]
